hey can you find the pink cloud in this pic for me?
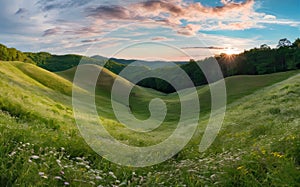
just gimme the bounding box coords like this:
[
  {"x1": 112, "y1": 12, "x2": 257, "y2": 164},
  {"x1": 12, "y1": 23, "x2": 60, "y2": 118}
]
[{"x1": 82, "y1": 0, "x2": 300, "y2": 36}]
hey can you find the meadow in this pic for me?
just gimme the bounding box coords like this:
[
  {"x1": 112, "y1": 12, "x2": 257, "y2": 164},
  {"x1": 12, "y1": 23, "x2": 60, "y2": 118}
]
[{"x1": 0, "y1": 61, "x2": 299, "y2": 186}]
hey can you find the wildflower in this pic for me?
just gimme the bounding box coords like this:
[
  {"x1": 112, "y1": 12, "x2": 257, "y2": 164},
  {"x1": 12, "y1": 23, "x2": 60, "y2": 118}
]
[
  {"x1": 60, "y1": 171, "x2": 65, "y2": 175},
  {"x1": 109, "y1": 171, "x2": 117, "y2": 179},
  {"x1": 54, "y1": 176, "x2": 62, "y2": 180},
  {"x1": 64, "y1": 182, "x2": 70, "y2": 186},
  {"x1": 39, "y1": 172, "x2": 45, "y2": 176},
  {"x1": 9, "y1": 151, "x2": 16, "y2": 157},
  {"x1": 28, "y1": 159, "x2": 32, "y2": 163},
  {"x1": 272, "y1": 152, "x2": 284, "y2": 158},
  {"x1": 56, "y1": 159, "x2": 62, "y2": 167},
  {"x1": 31, "y1": 155, "x2": 40, "y2": 160},
  {"x1": 210, "y1": 174, "x2": 217, "y2": 181},
  {"x1": 77, "y1": 162, "x2": 85, "y2": 166},
  {"x1": 95, "y1": 176, "x2": 102, "y2": 180},
  {"x1": 90, "y1": 181, "x2": 95, "y2": 185}
]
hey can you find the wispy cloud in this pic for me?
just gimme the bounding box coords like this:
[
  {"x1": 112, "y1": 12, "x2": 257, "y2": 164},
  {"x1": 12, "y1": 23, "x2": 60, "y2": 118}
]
[
  {"x1": 86, "y1": 5, "x2": 134, "y2": 20},
  {"x1": 43, "y1": 28, "x2": 61, "y2": 37},
  {"x1": 181, "y1": 46, "x2": 225, "y2": 50},
  {"x1": 151, "y1": 37, "x2": 170, "y2": 41},
  {"x1": 37, "y1": 0, "x2": 92, "y2": 11},
  {"x1": 15, "y1": 8, "x2": 28, "y2": 15}
]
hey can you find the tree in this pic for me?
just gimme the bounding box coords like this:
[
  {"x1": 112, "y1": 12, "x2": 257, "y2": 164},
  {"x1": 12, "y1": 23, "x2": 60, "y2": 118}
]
[
  {"x1": 277, "y1": 38, "x2": 292, "y2": 48},
  {"x1": 260, "y1": 44, "x2": 271, "y2": 50},
  {"x1": 293, "y1": 38, "x2": 300, "y2": 48}
]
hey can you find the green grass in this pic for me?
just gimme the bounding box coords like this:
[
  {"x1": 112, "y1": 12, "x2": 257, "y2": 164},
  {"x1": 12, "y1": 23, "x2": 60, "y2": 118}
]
[{"x1": 0, "y1": 61, "x2": 299, "y2": 186}]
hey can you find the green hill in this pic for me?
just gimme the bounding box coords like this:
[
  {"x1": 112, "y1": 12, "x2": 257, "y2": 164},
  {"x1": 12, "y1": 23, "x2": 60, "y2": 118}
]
[
  {"x1": 56, "y1": 64, "x2": 132, "y2": 93},
  {"x1": 0, "y1": 44, "x2": 35, "y2": 64},
  {"x1": 0, "y1": 60, "x2": 299, "y2": 186},
  {"x1": 25, "y1": 52, "x2": 127, "y2": 73},
  {"x1": 1, "y1": 42, "x2": 299, "y2": 94},
  {"x1": 0, "y1": 43, "x2": 127, "y2": 75}
]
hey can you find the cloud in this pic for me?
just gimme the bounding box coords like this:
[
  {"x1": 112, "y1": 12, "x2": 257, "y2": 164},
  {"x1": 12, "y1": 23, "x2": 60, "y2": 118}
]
[
  {"x1": 43, "y1": 28, "x2": 60, "y2": 37},
  {"x1": 1, "y1": 0, "x2": 299, "y2": 59},
  {"x1": 86, "y1": 5, "x2": 133, "y2": 20},
  {"x1": 63, "y1": 26, "x2": 103, "y2": 36},
  {"x1": 151, "y1": 37, "x2": 168, "y2": 41},
  {"x1": 37, "y1": 0, "x2": 92, "y2": 11},
  {"x1": 181, "y1": 46, "x2": 225, "y2": 50},
  {"x1": 177, "y1": 24, "x2": 201, "y2": 36},
  {"x1": 15, "y1": 8, "x2": 28, "y2": 15},
  {"x1": 263, "y1": 15, "x2": 276, "y2": 20},
  {"x1": 139, "y1": 0, "x2": 184, "y2": 16},
  {"x1": 81, "y1": 36, "x2": 131, "y2": 43},
  {"x1": 39, "y1": 0, "x2": 298, "y2": 39},
  {"x1": 84, "y1": 0, "x2": 297, "y2": 36},
  {"x1": 81, "y1": 38, "x2": 101, "y2": 43}
]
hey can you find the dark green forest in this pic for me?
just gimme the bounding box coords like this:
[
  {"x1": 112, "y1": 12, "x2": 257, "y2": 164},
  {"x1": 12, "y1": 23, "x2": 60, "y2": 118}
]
[
  {"x1": 136, "y1": 38, "x2": 300, "y2": 92},
  {"x1": 1, "y1": 38, "x2": 299, "y2": 93}
]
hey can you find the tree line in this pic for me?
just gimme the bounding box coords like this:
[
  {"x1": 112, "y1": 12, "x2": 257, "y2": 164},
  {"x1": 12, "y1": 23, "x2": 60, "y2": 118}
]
[
  {"x1": 0, "y1": 38, "x2": 299, "y2": 93},
  {"x1": 138, "y1": 38, "x2": 300, "y2": 93}
]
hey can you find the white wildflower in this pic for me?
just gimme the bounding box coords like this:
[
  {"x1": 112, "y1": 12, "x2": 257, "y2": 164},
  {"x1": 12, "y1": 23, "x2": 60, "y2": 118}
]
[
  {"x1": 31, "y1": 155, "x2": 40, "y2": 159},
  {"x1": 54, "y1": 176, "x2": 62, "y2": 180},
  {"x1": 64, "y1": 182, "x2": 70, "y2": 185},
  {"x1": 109, "y1": 171, "x2": 117, "y2": 179},
  {"x1": 90, "y1": 181, "x2": 95, "y2": 185},
  {"x1": 9, "y1": 151, "x2": 16, "y2": 157}
]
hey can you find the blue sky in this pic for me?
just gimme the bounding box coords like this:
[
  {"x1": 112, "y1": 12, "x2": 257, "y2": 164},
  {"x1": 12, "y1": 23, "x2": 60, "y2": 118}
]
[{"x1": 0, "y1": 0, "x2": 299, "y2": 61}]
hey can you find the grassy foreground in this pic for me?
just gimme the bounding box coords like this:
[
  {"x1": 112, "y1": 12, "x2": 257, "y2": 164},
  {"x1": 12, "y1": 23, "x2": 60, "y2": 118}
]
[{"x1": 0, "y1": 61, "x2": 299, "y2": 186}]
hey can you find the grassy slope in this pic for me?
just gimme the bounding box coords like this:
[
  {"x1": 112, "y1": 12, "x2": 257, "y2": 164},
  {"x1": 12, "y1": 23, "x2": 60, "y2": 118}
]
[
  {"x1": 0, "y1": 61, "x2": 299, "y2": 186},
  {"x1": 58, "y1": 65, "x2": 298, "y2": 117}
]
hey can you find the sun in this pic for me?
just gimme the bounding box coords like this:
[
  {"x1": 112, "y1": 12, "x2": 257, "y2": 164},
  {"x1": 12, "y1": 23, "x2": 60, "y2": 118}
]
[{"x1": 223, "y1": 47, "x2": 240, "y2": 56}]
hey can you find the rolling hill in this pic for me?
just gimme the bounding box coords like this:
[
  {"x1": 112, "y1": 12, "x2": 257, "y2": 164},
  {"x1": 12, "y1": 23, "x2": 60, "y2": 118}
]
[
  {"x1": 0, "y1": 60, "x2": 299, "y2": 186},
  {"x1": 2, "y1": 42, "x2": 299, "y2": 94}
]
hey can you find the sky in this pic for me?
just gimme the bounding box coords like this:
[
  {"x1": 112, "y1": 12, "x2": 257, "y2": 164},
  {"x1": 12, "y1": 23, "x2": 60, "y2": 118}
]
[{"x1": 0, "y1": 0, "x2": 300, "y2": 61}]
